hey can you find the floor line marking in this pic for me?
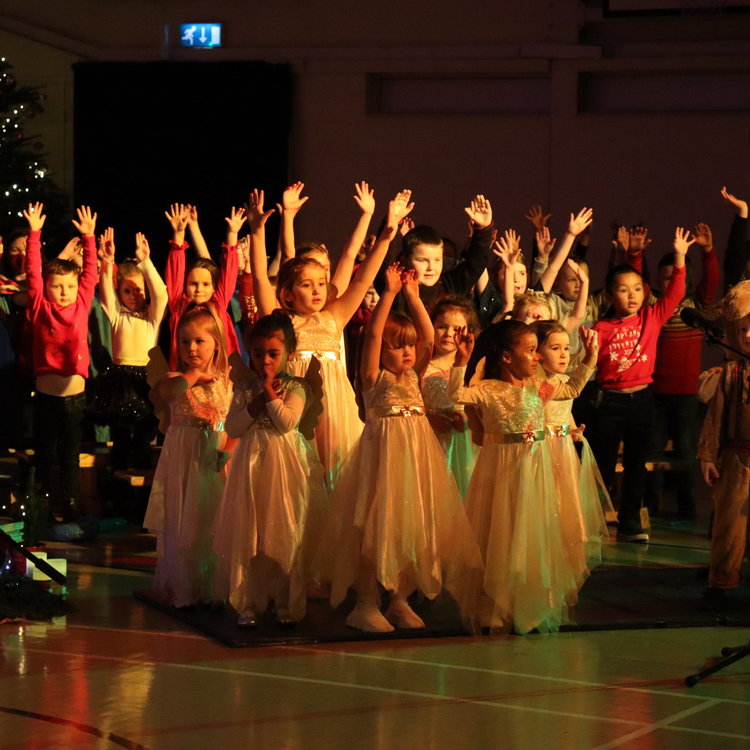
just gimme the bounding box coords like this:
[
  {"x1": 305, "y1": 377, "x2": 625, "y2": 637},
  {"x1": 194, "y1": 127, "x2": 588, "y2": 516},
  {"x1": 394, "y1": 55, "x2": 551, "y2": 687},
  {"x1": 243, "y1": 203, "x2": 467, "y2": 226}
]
[{"x1": 64, "y1": 624, "x2": 204, "y2": 639}]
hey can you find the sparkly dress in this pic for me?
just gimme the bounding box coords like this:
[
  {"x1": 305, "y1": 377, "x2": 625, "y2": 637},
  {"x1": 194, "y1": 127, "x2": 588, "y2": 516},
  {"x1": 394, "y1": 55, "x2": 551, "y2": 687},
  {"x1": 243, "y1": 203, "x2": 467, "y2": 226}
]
[
  {"x1": 212, "y1": 373, "x2": 327, "y2": 620},
  {"x1": 543, "y1": 375, "x2": 611, "y2": 568},
  {"x1": 287, "y1": 310, "x2": 363, "y2": 489},
  {"x1": 326, "y1": 368, "x2": 482, "y2": 608},
  {"x1": 144, "y1": 378, "x2": 231, "y2": 607},
  {"x1": 447, "y1": 365, "x2": 592, "y2": 634},
  {"x1": 423, "y1": 361, "x2": 479, "y2": 498}
]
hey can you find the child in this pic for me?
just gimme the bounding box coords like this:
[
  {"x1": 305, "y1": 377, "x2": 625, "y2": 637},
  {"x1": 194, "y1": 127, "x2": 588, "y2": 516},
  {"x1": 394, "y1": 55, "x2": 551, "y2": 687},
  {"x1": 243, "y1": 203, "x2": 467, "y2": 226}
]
[
  {"x1": 23, "y1": 202, "x2": 98, "y2": 520},
  {"x1": 248, "y1": 186, "x2": 413, "y2": 489},
  {"x1": 587, "y1": 228, "x2": 691, "y2": 543},
  {"x1": 144, "y1": 305, "x2": 231, "y2": 608},
  {"x1": 164, "y1": 203, "x2": 244, "y2": 368},
  {"x1": 423, "y1": 296, "x2": 480, "y2": 498},
  {"x1": 531, "y1": 320, "x2": 612, "y2": 566},
  {"x1": 697, "y1": 280, "x2": 750, "y2": 608},
  {"x1": 447, "y1": 320, "x2": 599, "y2": 634},
  {"x1": 325, "y1": 264, "x2": 481, "y2": 633},
  {"x1": 89, "y1": 228, "x2": 168, "y2": 469},
  {"x1": 212, "y1": 311, "x2": 326, "y2": 626}
]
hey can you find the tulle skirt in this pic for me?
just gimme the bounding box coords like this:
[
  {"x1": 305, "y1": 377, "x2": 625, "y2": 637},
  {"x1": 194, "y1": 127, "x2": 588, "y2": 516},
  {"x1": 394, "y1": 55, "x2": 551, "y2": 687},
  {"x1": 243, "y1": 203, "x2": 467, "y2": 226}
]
[
  {"x1": 458, "y1": 440, "x2": 585, "y2": 634},
  {"x1": 144, "y1": 425, "x2": 225, "y2": 607},
  {"x1": 286, "y1": 357, "x2": 363, "y2": 490},
  {"x1": 434, "y1": 426, "x2": 479, "y2": 500},
  {"x1": 323, "y1": 415, "x2": 482, "y2": 608},
  {"x1": 212, "y1": 426, "x2": 327, "y2": 620},
  {"x1": 87, "y1": 364, "x2": 154, "y2": 424}
]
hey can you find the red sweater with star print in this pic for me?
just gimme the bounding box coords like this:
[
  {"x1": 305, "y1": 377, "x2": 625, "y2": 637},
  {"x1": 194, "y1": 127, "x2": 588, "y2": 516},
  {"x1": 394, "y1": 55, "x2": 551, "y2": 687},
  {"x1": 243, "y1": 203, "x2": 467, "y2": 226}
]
[{"x1": 593, "y1": 265, "x2": 685, "y2": 391}]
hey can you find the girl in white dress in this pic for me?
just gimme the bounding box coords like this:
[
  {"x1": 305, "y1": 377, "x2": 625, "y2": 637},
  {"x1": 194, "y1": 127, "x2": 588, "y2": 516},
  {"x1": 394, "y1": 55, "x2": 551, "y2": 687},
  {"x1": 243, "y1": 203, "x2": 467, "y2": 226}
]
[
  {"x1": 213, "y1": 311, "x2": 326, "y2": 626},
  {"x1": 144, "y1": 305, "x2": 231, "y2": 608},
  {"x1": 325, "y1": 264, "x2": 482, "y2": 633}
]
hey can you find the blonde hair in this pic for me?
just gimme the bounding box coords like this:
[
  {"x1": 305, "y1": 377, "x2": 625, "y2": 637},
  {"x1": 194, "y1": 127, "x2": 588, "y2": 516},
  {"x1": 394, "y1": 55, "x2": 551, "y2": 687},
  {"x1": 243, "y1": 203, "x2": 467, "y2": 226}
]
[
  {"x1": 512, "y1": 292, "x2": 552, "y2": 321},
  {"x1": 382, "y1": 313, "x2": 417, "y2": 352},
  {"x1": 176, "y1": 304, "x2": 229, "y2": 379}
]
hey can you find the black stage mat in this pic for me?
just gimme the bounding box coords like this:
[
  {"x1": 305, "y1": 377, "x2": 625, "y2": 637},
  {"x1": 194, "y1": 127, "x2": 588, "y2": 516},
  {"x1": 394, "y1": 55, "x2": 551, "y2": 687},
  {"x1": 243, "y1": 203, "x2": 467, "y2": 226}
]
[{"x1": 134, "y1": 565, "x2": 750, "y2": 647}]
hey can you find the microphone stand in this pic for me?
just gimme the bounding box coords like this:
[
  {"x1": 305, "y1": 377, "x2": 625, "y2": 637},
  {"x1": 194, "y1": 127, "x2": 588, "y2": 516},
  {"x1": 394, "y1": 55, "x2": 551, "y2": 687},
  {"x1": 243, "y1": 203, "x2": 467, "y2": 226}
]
[{"x1": 684, "y1": 327, "x2": 750, "y2": 686}]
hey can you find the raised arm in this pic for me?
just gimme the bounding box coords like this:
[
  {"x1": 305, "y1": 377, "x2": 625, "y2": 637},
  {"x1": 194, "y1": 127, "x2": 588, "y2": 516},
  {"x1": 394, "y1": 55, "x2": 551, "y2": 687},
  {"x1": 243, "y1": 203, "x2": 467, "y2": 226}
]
[
  {"x1": 401, "y1": 268, "x2": 434, "y2": 377},
  {"x1": 98, "y1": 226, "x2": 117, "y2": 319},
  {"x1": 247, "y1": 188, "x2": 278, "y2": 316},
  {"x1": 164, "y1": 203, "x2": 190, "y2": 312},
  {"x1": 692, "y1": 222, "x2": 720, "y2": 306},
  {"x1": 445, "y1": 328, "x2": 481, "y2": 404},
  {"x1": 277, "y1": 181, "x2": 308, "y2": 264},
  {"x1": 539, "y1": 207, "x2": 593, "y2": 293},
  {"x1": 360, "y1": 262, "x2": 401, "y2": 390},
  {"x1": 71, "y1": 205, "x2": 98, "y2": 304},
  {"x1": 135, "y1": 233, "x2": 168, "y2": 326},
  {"x1": 720, "y1": 185, "x2": 749, "y2": 288},
  {"x1": 564, "y1": 259, "x2": 589, "y2": 334},
  {"x1": 328, "y1": 189, "x2": 414, "y2": 329},
  {"x1": 530, "y1": 226, "x2": 556, "y2": 288},
  {"x1": 22, "y1": 202, "x2": 46, "y2": 302},
  {"x1": 185, "y1": 204, "x2": 210, "y2": 259},
  {"x1": 492, "y1": 230, "x2": 522, "y2": 316},
  {"x1": 330, "y1": 181, "x2": 375, "y2": 295}
]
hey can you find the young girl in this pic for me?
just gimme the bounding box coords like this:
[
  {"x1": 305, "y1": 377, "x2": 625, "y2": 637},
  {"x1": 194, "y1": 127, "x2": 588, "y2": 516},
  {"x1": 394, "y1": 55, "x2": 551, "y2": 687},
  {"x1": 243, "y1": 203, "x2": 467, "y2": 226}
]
[
  {"x1": 212, "y1": 311, "x2": 327, "y2": 626},
  {"x1": 324, "y1": 264, "x2": 482, "y2": 633},
  {"x1": 447, "y1": 319, "x2": 598, "y2": 634},
  {"x1": 89, "y1": 228, "x2": 168, "y2": 469},
  {"x1": 531, "y1": 320, "x2": 612, "y2": 567},
  {"x1": 423, "y1": 296, "x2": 479, "y2": 498},
  {"x1": 248, "y1": 187, "x2": 413, "y2": 489},
  {"x1": 164, "y1": 203, "x2": 244, "y2": 368},
  {"x1": 144, "y1": 305, "x2": 231, "y2": 608}
]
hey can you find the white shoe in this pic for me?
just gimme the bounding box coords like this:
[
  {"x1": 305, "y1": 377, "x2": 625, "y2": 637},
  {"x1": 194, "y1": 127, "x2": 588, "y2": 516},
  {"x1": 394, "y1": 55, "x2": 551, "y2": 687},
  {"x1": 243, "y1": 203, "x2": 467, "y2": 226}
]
[
  {"x1": 345, "y1": 603, "x2": 395, "y2": 633},
  {"x1": 385, "y1": 599, "x2": 425, "y2": 629}
]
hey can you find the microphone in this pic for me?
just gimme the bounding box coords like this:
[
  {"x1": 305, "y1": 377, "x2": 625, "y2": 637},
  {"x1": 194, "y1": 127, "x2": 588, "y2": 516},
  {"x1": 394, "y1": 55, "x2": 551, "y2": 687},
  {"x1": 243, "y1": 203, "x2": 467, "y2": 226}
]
[{"x1": 680, "y1": 307, "x2": 724, "y2": 339}]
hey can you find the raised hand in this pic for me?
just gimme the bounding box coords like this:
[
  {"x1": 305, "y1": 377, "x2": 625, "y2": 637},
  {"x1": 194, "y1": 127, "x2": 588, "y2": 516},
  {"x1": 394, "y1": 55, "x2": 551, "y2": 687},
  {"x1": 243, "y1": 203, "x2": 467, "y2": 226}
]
[
  {"x1": 185, "y1": 204, "x2": 199, "y2": 225},
  {"x1": 628, "y1": 224, "x2": 651, "y2": 254},
  {"x1": 164, "y1": 203, "x2": 188, "y2": 232},
  {"x1": 464, "y1": 194, "x2": 492, "y2": 229},
  {"x1": 353, "y1": 180, "x2": 375, "y2": 216},
  {"x1": 535, "y1": 226, "x2": 556, "y2": 259},
  {"x1": 58, "y1": 236, "x2": 82, "y2": 261},
  {"x1": 398, "y1": 216, "x2": 415, "y2": 237},
  {"x1": 568, "y1": 207, "x2": 594, "y2": 237},
  {"x1": 492, "y1": 229, "x2": 522, "y2": 268},
  {"x1": 135, "y1": 232, "x2": 150, "y2": 262},
  {"x1": 524, "y1": 204, "x2": 551, "y2": 231},
  {"x1": 579, "y1": 326, "x2": 599, "y2": 362},
  {"x1": 225, "y1": 206, "x2": 247, "y2": 234},
  {"x1": 22, "y1": 201, "x2": 46, "y2": 232},
  {"x1": 384, "y1": 262, "x2": 403, "y2": 294},
  {"x1": 247, "y1": 189, "x2": 276, "y2": 232},
  {"x1": 567, "y1": 257, "x2": 587, "y2": 284},
  {"x1": 692, "y1": 222, "x2": 713, "y2": 250},
  {"x1": 673, "y1": 226, "x2": 696, "y2": 257},
  {"x1": 720, "y1": 186, "x2": 748, "y2": 218},
  {"x1": 72, "y1": 205, "x2": 97, "y2": 236},
  {"x1": 401, "y1": 267, "x2": 419, "y2": 299},
  {"x1": 281, "y1": 181, "x2": 309, "y2": 215},
  {"x1": 452, "y1": 326, "x2": 475, "y2": 366},
  {"x1": 387, "y1": 189, "x2": 414, "y2": 229},
  {"x1": 98, "y1": 226, "x2": 115, "y2": 263}
]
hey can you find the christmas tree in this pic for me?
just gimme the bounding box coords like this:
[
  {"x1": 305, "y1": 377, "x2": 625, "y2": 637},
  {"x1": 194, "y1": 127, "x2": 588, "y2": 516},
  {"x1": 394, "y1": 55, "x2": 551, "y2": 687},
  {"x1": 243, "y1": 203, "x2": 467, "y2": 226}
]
[{"x1": 0, "y1": 57, "x2": 67, "y2": 240}]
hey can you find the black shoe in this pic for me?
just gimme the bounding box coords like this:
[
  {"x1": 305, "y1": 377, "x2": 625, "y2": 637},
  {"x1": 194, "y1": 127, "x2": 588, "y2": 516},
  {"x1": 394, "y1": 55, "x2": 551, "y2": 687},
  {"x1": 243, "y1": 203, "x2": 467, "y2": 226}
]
[{"x1": 616, "y1": 521, "x2": 649, "y2": 543}]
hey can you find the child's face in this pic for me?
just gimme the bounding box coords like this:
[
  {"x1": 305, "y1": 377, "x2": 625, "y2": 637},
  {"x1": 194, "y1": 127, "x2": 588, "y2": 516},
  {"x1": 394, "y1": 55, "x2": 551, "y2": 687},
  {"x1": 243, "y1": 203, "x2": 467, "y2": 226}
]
[
  {"x1": 409, "y1": 243, "x2": 443, "y2": 287},
  {"x1": 502, "y1": 332, "x2": 540, "y2": 380},
  {"x1": 610, "y1": 271, "x2": 645, "y2": 317},
  {"x1": 179, "y1": 320, "x2": 218, "y2": 373},
  {"x1": 118, "y1": 274, "x2": 146, "y2": 312},
  {"x1": 554, "y1": 265, "x2": 581, "y2": 302},
  {"x1": 433, "y1": 309, "x2": 468, "y2": 357},
  {"x1": 45, "y1": 272, "x2": 79, "y2": 307},
  {"x1": 514, "y1": 302, "x2": 549, "y2": 326},
  {"x1": 537, "y1": 331, "x2": 570, "y2": 374},
  {"x1": 7, "y1": 236, "x2": 27, "y2": 277},
  {"x1": 495, "y1": 262, "x2": 528, "y2": 298},
  {"x1": 736, "y1": 315, "x2": 750, "y2": 355},
  {"x1": 305, "y1": 250, "x2": 331, "y2": 283},
  {"x1": 288, "y1": 266, "x2": 327, "y2": 314},
  {"x1": 249, "y1": 332, "x2": 289, "y2": 378},
  {"x1": 656, "y1": 264, "x2": 674, "y2": 297},
  {"x1": 380, "y1": 339, "x2": 416, "y2": 375},
  {"x1": 186, "y1": 267, "x2": 214, "y2": 304},
  {"x1": 361, "y1": 286, "x2": 379, "y2": 312}
]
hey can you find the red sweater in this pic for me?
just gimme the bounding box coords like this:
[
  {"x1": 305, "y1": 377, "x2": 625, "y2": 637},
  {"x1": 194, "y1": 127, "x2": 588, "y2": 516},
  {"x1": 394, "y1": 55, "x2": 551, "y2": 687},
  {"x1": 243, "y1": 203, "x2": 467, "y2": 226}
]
[
  {"x1": 26, "y1": 230, "x2": 97, "y2": 378},
  {"x1": 165, "y1": 241, "x2": 239, "y2": 368},
  {"x1": 594, "y1": 265, "x2": 686, "y2": 390}
]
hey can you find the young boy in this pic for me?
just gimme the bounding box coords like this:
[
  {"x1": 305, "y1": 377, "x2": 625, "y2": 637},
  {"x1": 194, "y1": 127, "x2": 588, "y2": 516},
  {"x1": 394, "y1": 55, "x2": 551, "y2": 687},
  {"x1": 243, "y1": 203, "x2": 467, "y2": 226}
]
[
  {"x1": 697, "y1": 280, "x2": 750, "y2": 607},
  {"x1": 23, "y1": 202, "x2": 98, "y2": 520},
  {"x1": 587, "y1": 228, "x2": 692, "y2": 543}
]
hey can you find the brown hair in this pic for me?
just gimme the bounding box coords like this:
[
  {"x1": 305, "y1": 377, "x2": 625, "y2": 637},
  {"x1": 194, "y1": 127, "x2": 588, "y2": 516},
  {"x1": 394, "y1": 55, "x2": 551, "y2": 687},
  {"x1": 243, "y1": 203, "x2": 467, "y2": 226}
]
[
  {"x1": 276, "y1": 257, "x2": 334, "y2": 313},
  {"x1": 430, "y1": 295, "x2": 479, "y2": 334},
  {"x1": 44, "y1": 258, "x2": 81, "y2": 280},
  {"x1": 186, "y1": 257, "x2": 219, "y2": 287},
  {"x1": 382, "y1": 313, "x2": 417, "y2": 351},
  {"x1": 529, "y1": 319, "x2": 566, "y2": 347}
]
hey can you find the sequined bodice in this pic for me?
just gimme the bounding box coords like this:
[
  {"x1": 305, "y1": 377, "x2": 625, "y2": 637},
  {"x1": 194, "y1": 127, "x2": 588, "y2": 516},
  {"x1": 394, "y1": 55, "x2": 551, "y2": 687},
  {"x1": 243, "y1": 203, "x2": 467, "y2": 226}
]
[
  {"x1": 473, "y1": 380, "x2": 546, "y2": 434},
  {"x1": 365, "y1": 369, "x2": 424, "y2": 419},
  {"x1": 238, "y1": 372, "x2": 302, "y2": 429},
  {"x1": 543, "y1": 375, "x2": 573, "y2": 427},
  {"x1": 170, "y1": 378, "x2": 231, "y2": 430},
  {"x1": 423, "y1": 364, "x2": 463, "y2": 415},
  {"x1": 290, "y1": 311, "x2": 341, "y2": 355}
]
